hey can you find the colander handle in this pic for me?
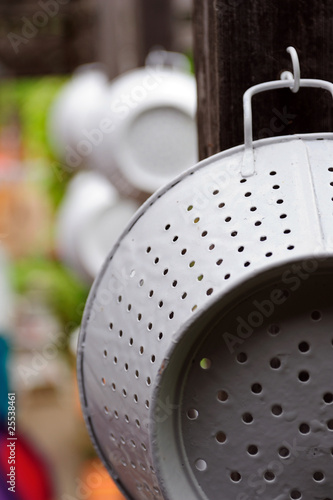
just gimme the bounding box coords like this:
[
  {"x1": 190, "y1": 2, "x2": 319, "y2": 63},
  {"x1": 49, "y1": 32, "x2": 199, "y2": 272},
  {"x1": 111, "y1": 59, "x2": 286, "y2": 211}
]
[{"x1": 242, "y1": 78, "x2": 333, "y2": 176}]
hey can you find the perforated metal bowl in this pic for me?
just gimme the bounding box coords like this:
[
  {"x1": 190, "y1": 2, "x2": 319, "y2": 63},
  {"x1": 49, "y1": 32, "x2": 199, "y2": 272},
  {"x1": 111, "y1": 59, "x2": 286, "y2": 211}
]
[{"x1": 78, "y1": 72, "x2": 333, "y2": 499}]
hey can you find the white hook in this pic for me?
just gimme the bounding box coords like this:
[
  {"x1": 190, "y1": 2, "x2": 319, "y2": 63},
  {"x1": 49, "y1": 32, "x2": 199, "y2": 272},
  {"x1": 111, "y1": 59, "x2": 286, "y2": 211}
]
[{"x1": 280, "y1": 46, "x2": 301, "y2": 93}]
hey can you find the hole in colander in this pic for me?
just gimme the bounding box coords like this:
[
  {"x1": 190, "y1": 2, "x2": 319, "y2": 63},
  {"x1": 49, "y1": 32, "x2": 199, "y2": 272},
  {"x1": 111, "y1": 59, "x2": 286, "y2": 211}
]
[
  {"x1": 242, "y1": 412, "x2": 253, "y2": 424},
  {"x1": 251, "y1": 383, "x2": 262, "y2": 394},
  {"x1": 101, "y1": 377, "x2": 105, "y2": 386},
  {"x1": 187, "y1": 205, "x2": 193, "y2": 211},
  {"x1": 255, "y1": 221, "x2": 262, "y2": 226},
  {"x1": 290, "y1": 490, "x2": 302, "y2": 499},
  {"x1": 327, "y1": 419, "x2": 333, "y2": 430},
  {"x1": 247, "y1": 445, "x2": 258, "y2": 455},
  {"x1": 298, "y1": 341, "x2": 310, "y2": 353},
  {"x1": 271, "y1": 404, "x2": 282, "y2": 416},
  {"x1": 264, "y1": 470, "x2": 275, "y2": 481},
  {"x1": 268, "y1": 324, "x2": 280, "y2": 335},
  {"x1": 311, "y1": 310, "x2": 322, "y2": 321},
  {"x1": 240, "y1": 178, "x2": 247, "y2": 183},
  {"x1": 313, "y1": 471, "x2": 324, "y2": 482},
  {"x1": 206, "y1": 288, "x2": 214, "y2": 296},
  {"x1": 237, "y1": 352, "x2": 247, "y2": 363},
  {"x1": 298, "y1": 371, "x2": 310, "y2": 382},
  {"x1": 270, "y1": 357, "x2": 281, "y2": 369},
  {"x1": 181, "y1": 248, "x2": 187, "y2": 255},
  {"x1": 182, "y1": 292, "x2": 187, "y2": 299},
  {"x1": 201, "y1": 231, "x2": 208, "y2": 237},
  {"x1": 173, "y1": 235, "x2": 178, "y2": 242},
  {"x1": 194, "y1": 217, "x2": 200, "y2": 224},
  {"x1": 149, "y1": 289, "x2": 154, "y2": 297},
  {"x1": 284, "y1": 228, "x2": 291, "y2": 234},
  {"x1": 216, "y1": 259, "x2": 223, "y2": 265},
  {"x1": 323, "y1": 392, "x2": 333, "y2": 404},
  {"x1": 217, "y1": 390, "x2": 228, "y2": 402},
  {"x1": 299, "y1": 423, "x2": 310, "y2": 434},
  {"x1": 189, "y1": 261, "x2": 195, "y2": 268},
  {"x1": 187, "y1": 409, "x2": 199, "y2": 420},
  {"x1": 250, "y1": 206, "x2": 257, "y2": 211},
  {"x1": 200, "y1": 358, "x2": 211, "y2": 370},
  {"x1": 244, "y1": 192, "x2": 252, "y2": 197},
  {"x1": 273, "y1": 185, "x2": 280, "y2": 189},
  {"x1": 270, "y1": 171, "x2": 277, "y2": 175},
  {"x1": 277, "y1": 199, "x2": 284, "y2": 204},
  {"x1": 197, "y1": 274, "x2": 204, "y2": 281},
  {"x1": 213, "y1": 189, "x2": 219, "y2": 195},
  {"x1": 244, "y1": 261, "x2": 251, "y2": 267},
  {"x1": 278, "y1": 446, "x2": 290, "y2": 458},
  {"x1": 218, "y1": 202, "x2": 225, "y2": 208},
  {"x1": 225, "y1": 217, "x2": 231, "y2": 222},
  {"x1": 195, "y1": 459, "x2": 207, "y2": 472},
  {"x1": 216, "y1": 431, "x2": 227, "y2": 443},
  {"x1": 266, "y1": 252, "x2": 273, "y2": 257},
  {"x1": 165, "y1": 224, "x2": 170, "y2": 230},
  {"x1": 103, "y1": 350, "x2": 107, "y2": 357},
  {"x1": 230, "y1": 471, "x2": 241, "y2": 482},
  {"x1": 209, "y1": 244, "x2": 215, "y2": 250},
  {"x1": 280, "y1": 214, "x2": 287, "y2": 219},
  {"x1": 238, "y1": 246, "x2": 244, "y2": 252},
  {"x1": 260, "y1": 236, "x2": 267, "y2": 241}
]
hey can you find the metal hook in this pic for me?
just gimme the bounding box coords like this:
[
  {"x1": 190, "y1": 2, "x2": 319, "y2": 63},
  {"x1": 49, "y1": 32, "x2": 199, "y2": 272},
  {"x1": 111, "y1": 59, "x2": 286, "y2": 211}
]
[{"x1": 280, "y1": 46, "x2": 301, "y2": 93}]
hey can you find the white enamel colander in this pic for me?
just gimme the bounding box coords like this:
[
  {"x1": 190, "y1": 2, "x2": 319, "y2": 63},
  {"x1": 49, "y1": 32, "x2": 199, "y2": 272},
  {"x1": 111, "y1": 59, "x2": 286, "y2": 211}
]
[{"x1": 77, "y1": 49, "x2": 333, "y2": 500}]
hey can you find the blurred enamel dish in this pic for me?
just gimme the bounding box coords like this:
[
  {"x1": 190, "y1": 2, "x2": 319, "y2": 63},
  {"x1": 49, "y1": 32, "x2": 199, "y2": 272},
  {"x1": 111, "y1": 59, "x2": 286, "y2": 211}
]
[
  {"x1": 56, "y1": 171, "x2": 139, "y2": 283},
  {"x1": 48, "y1": 64, "x2": 108, "y2": 169},
  {"x1": 94, "y1": 65, "x2": 198, "y2": 200}
]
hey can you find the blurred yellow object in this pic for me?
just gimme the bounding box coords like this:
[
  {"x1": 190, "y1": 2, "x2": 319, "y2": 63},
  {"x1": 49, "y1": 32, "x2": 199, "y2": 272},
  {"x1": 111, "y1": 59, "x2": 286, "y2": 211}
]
[{"x1": 80, "y1": 459, "x2": 126, "y2": 500}]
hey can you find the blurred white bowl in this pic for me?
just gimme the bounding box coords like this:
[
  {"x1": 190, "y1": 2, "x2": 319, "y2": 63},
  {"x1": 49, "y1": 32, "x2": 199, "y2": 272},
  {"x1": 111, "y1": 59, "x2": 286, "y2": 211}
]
[
  {"x1": 56, "y1": 171, "x2": 139, "y2": 283},
  {"x1": 92, "y1": 65, "x2": 198, "y2": 198},
  {"x1": 48, "y1": 64, "x2": 108, "y2": 169}
]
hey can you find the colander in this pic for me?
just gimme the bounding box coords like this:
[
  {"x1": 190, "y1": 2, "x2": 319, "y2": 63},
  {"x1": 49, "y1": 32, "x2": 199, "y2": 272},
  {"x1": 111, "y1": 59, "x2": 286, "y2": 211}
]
[{"x1": 77, "y1": 49, "x2": 333, "y2": 500}]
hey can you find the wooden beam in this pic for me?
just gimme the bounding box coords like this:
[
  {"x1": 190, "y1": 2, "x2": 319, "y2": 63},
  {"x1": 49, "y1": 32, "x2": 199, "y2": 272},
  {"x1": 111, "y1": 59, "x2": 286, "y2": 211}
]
[
  {"x1": 193, "y1": 0, "x2": 333, "y2": 160},
  {"x1": 97, "y1": 0, "x2": 143, "y2": 80},
  {"x1": 0, "y1": 0, "x2": 97, "y2": 76}
]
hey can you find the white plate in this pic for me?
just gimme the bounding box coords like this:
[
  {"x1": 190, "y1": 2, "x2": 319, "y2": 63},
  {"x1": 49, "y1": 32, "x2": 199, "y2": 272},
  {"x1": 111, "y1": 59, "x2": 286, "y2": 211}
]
[{"x1": 93, "y1": 66, "x2": 198, "y2": 197}]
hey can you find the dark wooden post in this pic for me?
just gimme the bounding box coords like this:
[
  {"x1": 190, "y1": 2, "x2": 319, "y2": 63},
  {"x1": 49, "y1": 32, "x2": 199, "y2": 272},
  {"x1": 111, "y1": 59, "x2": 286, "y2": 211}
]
[
  {"x1": 97, "y1": 0, "x2": 143, "y2": 80},
  {"x1": 193, "y1": 0, "x2": 333, "y2": 160},
  {"x1": 98, "y1": 0, "x2": 173, "y2": 81}
]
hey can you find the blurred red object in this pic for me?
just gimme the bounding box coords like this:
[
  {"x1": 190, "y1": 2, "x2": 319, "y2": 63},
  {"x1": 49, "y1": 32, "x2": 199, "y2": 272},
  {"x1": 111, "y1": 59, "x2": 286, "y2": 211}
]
[{"x1": 0, "y1": 422, "x2": 54, "y2": 500}]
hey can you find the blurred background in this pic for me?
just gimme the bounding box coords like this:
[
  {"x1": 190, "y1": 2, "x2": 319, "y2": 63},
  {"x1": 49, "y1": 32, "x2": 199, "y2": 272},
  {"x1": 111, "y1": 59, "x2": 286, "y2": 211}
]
[{"x1": 0, "y1": 1, "x2": 196, "y2": 498}]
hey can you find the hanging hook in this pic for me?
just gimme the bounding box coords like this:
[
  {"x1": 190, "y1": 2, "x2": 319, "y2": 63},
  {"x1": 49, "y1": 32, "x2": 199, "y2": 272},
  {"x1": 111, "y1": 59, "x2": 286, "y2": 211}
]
[{"x1": 280, "y1": 46, "x2": 301, "y2": 93}]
